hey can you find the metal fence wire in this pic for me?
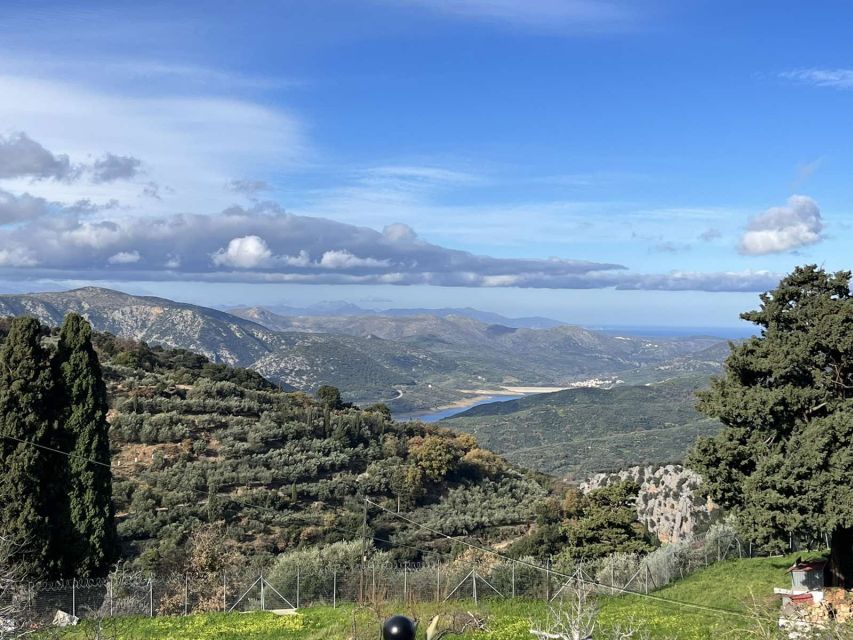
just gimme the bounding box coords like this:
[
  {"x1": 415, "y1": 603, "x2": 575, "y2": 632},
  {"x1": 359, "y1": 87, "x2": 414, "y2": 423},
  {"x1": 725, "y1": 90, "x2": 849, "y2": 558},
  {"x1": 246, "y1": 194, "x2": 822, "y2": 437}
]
[{"x1": 0, "y1": 524, "x2": 801, "y2": 627}]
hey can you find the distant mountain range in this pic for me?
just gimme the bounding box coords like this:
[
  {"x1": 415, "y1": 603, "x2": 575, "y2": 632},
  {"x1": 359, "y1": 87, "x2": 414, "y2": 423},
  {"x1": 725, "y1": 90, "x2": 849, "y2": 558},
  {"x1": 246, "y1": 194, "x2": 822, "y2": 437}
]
[
  {"x1": 226, "y1": 300, "x2": 565, "y2": 329},
  {"x1": 0, "y1": 287, "x2": 730, "y2": 412}
]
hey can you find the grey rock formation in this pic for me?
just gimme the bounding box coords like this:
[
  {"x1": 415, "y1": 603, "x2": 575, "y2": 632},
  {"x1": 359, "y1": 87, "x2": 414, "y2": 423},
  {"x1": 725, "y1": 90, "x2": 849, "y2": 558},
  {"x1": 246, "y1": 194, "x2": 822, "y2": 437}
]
[{"x1": 581, "y1": 464, "x2": 716, "y2": 543}]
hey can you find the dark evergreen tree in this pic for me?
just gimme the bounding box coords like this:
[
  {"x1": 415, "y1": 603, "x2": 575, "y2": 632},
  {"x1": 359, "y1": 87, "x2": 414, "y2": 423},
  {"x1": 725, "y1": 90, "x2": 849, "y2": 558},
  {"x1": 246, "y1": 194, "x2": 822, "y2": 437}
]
[
  {"x1": 316, "y1": 385, "x2": 344, "y2": 410},
  {"x1": 561, "y1": 481, "x2": 655, "y2": 560},
  {"x1": 0, "y1": 317, "x2": 59, "y2": 578},
  {"x1": 687, "y1": 266, "x2": 853, "y2": 587},
  {"x1": 53, "y1": 313, "x2": 117, "y2": 577}
]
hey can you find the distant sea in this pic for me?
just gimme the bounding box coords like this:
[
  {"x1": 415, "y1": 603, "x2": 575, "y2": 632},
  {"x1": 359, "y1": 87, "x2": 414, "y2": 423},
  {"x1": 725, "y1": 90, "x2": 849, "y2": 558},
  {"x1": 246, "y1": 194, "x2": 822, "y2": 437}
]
[{"x1": 590, "y1": 325, "x2": 757, "y2": 339}]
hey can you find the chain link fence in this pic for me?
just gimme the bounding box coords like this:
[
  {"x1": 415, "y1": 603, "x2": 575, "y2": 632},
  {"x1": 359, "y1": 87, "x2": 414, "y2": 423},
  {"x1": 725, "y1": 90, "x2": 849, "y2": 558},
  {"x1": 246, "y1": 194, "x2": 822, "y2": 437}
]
[{"x1": 0, "y1": 522, "x2": 811, "y2": 629}]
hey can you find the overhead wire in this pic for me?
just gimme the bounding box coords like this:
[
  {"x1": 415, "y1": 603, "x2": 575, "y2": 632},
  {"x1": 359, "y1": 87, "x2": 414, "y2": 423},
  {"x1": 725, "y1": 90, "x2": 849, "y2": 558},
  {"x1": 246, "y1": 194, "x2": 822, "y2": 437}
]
[
  {"x1": 0, "y1": 434, "x2": 441, "y2": 558},
  {"x1": 1, "y1": 433, "x2": 772, "y2": 623},
  {"x1": 366, "y1": 498, "x2": 759, "y2": 621}
]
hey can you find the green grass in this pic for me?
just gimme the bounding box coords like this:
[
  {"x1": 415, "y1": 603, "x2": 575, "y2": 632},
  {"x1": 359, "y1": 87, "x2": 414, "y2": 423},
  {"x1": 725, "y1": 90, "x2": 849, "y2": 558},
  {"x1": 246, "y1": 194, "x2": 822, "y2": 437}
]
[
  {"x1": 597, "y1": 553, "x2": 801, "y2": 639},
  {"x1": 55, "y1": 554, "x2": 813, "y2": 639}
]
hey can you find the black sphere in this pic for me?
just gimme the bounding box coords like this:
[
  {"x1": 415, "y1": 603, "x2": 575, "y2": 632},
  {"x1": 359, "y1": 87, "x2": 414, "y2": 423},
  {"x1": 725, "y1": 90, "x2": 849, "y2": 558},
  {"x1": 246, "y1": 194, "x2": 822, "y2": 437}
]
[{"x1": 382, "y1": 615, "x2": 416, "y2": 640}]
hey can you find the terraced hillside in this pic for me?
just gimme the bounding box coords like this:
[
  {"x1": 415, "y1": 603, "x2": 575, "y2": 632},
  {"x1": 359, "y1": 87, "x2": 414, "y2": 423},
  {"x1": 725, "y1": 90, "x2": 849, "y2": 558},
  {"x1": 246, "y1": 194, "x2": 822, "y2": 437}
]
[{"x1": 0, "y1": 319, "x2": 548, "y2": 570}]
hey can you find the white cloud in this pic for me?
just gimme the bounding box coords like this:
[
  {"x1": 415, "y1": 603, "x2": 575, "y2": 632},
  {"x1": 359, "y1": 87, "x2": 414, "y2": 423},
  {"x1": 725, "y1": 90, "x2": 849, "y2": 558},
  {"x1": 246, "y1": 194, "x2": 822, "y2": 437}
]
[
  {"x1": 0, "y1": 132, "x2": 76, "y2": 181},
  {"x1": 318, "y1": 250, "x2": 390, "y2": 269},
  {"x1": 382, "y1": 223, "x2": 419, "y2": 243},
  {"x1": 738, "y1": 195, "x2": 824, "y2": 255},
  {"x1": 781, "y1": 68, "x2": 853, "y2": 89},
  {"x1": 92, "y1": 153, "x2": 143, "y2": 183},
  {"x1": 212, "y1": 235, "x2": 274, "y2": 269},
  {"x1": 282, "y1": 250, "x2": 312, "y2": 267},
  {"x1": 365, "y1": 165, "x2": 482, "y2": 185},
  {"x1": 0, "y1": 189, "x2": 52, "y2": 224},
  {"x1": 107, "y1": 250, "x2": 141, "y2": 265},
  {"x1": 63, "y1": 221, "x2": 123, "y2": 250},
  {"x1": 0, "y1": 131, "x2": 144, "y2": 185},
  {"x1": 226, "y1": 179, "x2": 271, "y2": 196},
  {"x1": 0, "y1": 203, "x2": 623, "y2": 282},
  {"x1": 0, "y1": 204, "x2": 786, "y2": 292},
  {"x1": 0, "y1": 247, "x2": 37, "y2": 267},
  {"x1": 0, "y1": 74, "x2": 307, "y2": 215},
  {"x1": 698, "y1": 228, "x2": 721, "y2": 242}
]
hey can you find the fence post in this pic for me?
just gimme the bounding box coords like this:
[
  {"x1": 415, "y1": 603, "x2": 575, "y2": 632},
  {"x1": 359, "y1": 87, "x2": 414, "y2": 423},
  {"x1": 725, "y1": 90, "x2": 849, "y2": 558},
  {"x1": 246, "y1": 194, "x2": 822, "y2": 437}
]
[
  {"x1": 609, "y1": 556, "x2": 616, "y2": 595},
  {"x1": 296, "y1": 567, "x2": 300, "y2": 609},
  {"x1": 222, "y1": 572, "x2": 226, "y2": 612},
  {"x1": 260, "y1": 573, "x2": 266, "y2": 611},
  {"x1": 184, "y1": 573, "x2": 189, "y2": 616},
  {"x1": 149, "y1": 578, "x2": 154, "y2": 617},
  {"x1": 472, "y1": 568, "x2": 478, "y2": 605},
  {"x1": 436, "y1": 562, "x2": 441, "y2": 603},
  {"x1": 511, "y1": 562, "x2": 516, "y2": 599},
  {"x1": 359, "y1": 500, "x2": 367, "y2": 604},
  {"x1": 371, "y1": 564, "x2": 376, "y2": 604},
  {"x1": 545, "y1": 558, "x2": 551, "y2": 601},
  {"x1": 644, "y1": 564, "x2": 648, "y2": 595},
  {"x1": 72, "y1": 578, "x2": 76, "y2": 619},
  {"x1": 109, "y1": 578, "x2": 113, "y2": 617},
  {"x1": 403, "y1": 564, "x2": 408, "y2": 604},
  {"x1": 333, "y1": 569, "x2": 337, "y2": 609}
]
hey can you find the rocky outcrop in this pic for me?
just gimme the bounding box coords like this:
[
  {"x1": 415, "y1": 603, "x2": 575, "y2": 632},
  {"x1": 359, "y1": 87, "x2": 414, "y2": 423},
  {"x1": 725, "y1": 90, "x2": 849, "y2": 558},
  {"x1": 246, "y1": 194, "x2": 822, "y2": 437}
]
[{"x1": 581, "y1": 464, "x2": 716, "y2": 543}]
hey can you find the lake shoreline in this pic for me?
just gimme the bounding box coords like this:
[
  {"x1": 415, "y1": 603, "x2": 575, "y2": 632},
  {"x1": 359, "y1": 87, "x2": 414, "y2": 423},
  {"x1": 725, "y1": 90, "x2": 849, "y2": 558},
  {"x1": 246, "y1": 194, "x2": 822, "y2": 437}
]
[{"x1": 395, "y1": 391, "x2": 531, "y2": 423}]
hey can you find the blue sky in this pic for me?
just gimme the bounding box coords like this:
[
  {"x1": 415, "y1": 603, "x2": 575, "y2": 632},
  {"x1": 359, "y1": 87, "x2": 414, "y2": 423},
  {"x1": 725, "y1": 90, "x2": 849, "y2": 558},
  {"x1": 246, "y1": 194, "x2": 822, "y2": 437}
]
[{"x1": 0, "y1": 0, "x2": 851, "y2": 326}]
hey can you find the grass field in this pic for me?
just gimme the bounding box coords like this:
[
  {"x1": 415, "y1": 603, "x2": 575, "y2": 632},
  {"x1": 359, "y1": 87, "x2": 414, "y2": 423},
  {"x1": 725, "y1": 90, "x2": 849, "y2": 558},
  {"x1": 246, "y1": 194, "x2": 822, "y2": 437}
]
[{"x1": 55, "y1": 554, "x2": 805, "y2": 639}]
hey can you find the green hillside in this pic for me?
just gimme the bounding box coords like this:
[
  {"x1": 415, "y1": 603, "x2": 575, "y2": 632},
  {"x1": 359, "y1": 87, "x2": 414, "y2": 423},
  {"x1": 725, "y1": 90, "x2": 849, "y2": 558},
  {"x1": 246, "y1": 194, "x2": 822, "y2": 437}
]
[
  {"x1": 443, "y1": 376, "x2": 721, "y2": 478},
  {"x1": 74, "y1": 332, "x2": 546, "y2": 569}
]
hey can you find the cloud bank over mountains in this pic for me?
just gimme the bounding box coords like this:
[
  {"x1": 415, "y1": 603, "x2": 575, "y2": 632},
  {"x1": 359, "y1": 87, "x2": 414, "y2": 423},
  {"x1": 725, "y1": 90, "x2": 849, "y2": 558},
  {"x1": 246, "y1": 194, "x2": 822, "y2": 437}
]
[
  {"x1": 0, "y1": 130, "x2": 806, "y2": 294},
  {"x1": 0, "y1": 201, "x2": 624, "y2": 284},
  {"x1": 0, "y1": 197, "x2": 780, "y2": 291}
]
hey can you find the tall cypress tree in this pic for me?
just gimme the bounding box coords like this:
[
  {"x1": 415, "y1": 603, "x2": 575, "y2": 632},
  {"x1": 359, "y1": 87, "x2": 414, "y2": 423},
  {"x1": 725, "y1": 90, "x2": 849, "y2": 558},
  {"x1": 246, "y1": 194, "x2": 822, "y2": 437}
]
[
  {"x1": 53, "y1": 313, "x2": 117, "y2": 577},
  {"x1": 0, "y1": 317, "x2": 59, "y2": 578}
]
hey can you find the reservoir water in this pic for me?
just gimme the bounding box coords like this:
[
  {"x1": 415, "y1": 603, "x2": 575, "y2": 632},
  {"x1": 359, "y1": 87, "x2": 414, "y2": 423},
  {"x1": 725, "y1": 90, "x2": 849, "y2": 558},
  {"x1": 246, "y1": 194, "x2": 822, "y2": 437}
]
[{"x1": 395, "y1": 394, "x2": 523, "y2": 423}]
